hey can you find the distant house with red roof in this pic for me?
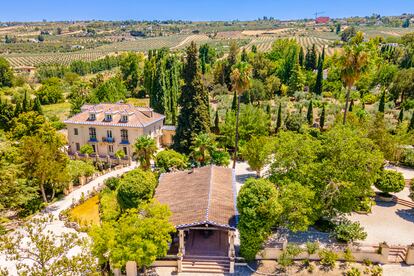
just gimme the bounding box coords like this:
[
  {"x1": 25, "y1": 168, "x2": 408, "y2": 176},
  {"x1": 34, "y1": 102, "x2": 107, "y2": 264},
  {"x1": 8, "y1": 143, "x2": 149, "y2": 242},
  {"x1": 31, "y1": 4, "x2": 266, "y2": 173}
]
[{"x1": 316, "y1": 17, "x2": 330, "y2": 24}]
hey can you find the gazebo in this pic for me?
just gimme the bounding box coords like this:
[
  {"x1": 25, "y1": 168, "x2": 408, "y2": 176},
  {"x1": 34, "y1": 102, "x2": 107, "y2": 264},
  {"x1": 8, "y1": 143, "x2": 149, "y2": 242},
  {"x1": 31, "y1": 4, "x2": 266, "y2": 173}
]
[{"x1": 155, "y1": 165, "x2": 238, "y2": 273}]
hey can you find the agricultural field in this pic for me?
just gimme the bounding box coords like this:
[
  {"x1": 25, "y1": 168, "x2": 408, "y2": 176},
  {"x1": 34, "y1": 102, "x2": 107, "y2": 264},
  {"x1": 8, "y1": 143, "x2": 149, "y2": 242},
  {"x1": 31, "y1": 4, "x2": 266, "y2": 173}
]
[
  {"x1": 3, "y1": 51, "x2": 109, "y2": 67},
  {"x1": 242, "y1": 35, "x2": 338, "y2": 55}
]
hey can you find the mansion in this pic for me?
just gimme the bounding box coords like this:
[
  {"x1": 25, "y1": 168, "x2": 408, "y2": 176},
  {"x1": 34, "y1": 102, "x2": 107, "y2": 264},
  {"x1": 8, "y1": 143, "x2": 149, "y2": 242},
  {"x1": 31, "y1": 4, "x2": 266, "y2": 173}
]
[{"x1": 64, "y1": 103, "x2": 174, "y2": 158}]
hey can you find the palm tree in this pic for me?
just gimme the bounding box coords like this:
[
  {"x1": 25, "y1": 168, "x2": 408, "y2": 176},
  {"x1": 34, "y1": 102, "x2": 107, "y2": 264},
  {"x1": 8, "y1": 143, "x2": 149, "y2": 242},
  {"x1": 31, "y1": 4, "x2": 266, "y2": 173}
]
[
  {"x1": 190, "y1": 133, "x2": 216, "y2": 166},
  {"x1": 340, "y1": 42, "x2": 368, "y2": 124},
  {"x1": 133, "y1": 135, "x2": 157, "y2": 170},
  {"x1": 230, "y1": 61, "x2": 252, "y2": 169}
]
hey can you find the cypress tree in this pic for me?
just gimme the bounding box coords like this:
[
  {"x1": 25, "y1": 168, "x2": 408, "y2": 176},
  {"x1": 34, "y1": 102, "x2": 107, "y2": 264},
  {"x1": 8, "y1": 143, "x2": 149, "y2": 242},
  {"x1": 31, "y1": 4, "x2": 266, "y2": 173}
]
[
  {"x1": 251, "y1": 45, "x2": 257, "y2": 53},
  {"x1": 320, "y1": 104, "x2": 326, "y2": 131},
  {"x1": 314, "y1": 55, "x2": 323, "y2": 95},
  {"x1": 306, "y1": 100, "x2": 313, "y2": 125},
  {"x1": 14, "y1": 100, "x2": 22, "y2": 117},
  {"x1": 173, "y1": 42, "x2": 210, "y2": 153},
  {"x1": 379, "y1": 91, "x2": 385, "y2": 113},
  {"x1": 298, "y1": 47, "x2": 304, "y2": 67},
  {"x1": 349, "y1": 99, "x2": 354, "y2": 112},
  {"x1": 305, "y1": 44, "x2": 317, "y2": 71},
  {"x1": 266, "y1": 104, "x2": 271, "y2": 115},
  {"x1": 22, "y1": 90, "x2": 28, "y2": 112},
  {"x1": 275, "y1": 103, "x2": 282, "y2": 133},
  {"x1": 409, "y1": 112, "x2": 414, "y2": 133},
  {"x1": 241, "y1": 48, "x2": 248, "y2": 62},
  {"x1": 231, "y1": 90, "x2": 237, "y2": 111},
  {"x1": 214, "y1": 110, "x2": 220, "y2": 134},
  {"x1": 398, "y1": 108, "x2": 404, "y2": 123},
  {"x1": 33, "y1": 97, "x2": 43, "y2": 114}
]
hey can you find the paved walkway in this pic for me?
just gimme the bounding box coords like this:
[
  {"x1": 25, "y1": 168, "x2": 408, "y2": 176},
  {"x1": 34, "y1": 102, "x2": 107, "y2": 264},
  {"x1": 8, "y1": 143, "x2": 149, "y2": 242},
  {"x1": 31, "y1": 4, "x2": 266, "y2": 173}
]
[
  {"x1": 0, "y1": 162, "x2": 137, "y2": 275},
  {"x1": 45, "y1": 163, "x2": 137, "y2": 218}
]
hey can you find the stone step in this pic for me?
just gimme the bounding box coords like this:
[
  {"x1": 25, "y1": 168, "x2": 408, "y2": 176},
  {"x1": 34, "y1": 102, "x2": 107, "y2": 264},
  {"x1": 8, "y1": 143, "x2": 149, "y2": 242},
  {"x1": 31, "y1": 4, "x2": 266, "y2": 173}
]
[
  {"x1": 184, "y1": 255, "x2": 230, "y2": 260},
  {"x1": 183, "y1": 261, "x2": 230, "y2": 266},
  {"x1": 181, "y1": 267, "x2": 228, "y2": 274},
  {"x1": 183, "y1": 261, "x2": 230, "y2": 268}
]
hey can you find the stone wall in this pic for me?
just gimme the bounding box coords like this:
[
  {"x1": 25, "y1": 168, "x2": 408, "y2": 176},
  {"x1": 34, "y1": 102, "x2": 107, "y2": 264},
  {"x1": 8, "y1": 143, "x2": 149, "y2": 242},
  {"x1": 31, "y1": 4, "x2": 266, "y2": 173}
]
[{"x1": 257, "y1": 242, "x2": 390, "y2": 264}]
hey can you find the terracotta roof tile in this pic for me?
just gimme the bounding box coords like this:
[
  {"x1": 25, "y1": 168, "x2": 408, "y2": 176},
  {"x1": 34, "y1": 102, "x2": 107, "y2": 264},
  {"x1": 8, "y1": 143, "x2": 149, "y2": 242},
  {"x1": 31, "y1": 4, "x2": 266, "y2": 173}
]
[
  {"x1": 155, "y1": 166, "x2": 237, "y2": 229},
  {"x1": 64, "y1": 103, "x2": 165, "y2": 127}
]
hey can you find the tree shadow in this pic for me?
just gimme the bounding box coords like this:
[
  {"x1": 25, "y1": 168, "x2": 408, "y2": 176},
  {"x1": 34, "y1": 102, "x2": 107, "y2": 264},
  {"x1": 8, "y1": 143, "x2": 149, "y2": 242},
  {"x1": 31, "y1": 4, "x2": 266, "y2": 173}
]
[
  {"x1": 236, "y1": 173, "x2": 256, "y2": 184},
  {"x1": 374, "y1": 200, "x2": 397, "y2": 207},
  {"x1": 395, "y1": 208, "x2": 414, "y2": 223}
]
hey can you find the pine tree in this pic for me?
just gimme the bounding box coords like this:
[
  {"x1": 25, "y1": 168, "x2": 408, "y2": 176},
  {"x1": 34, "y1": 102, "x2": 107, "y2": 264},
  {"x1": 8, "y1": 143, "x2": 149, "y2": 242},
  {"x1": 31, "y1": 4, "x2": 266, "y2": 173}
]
[
  {"x1": 33, "y1": 97, "x2": 43, "y2": 114},
  {"x1": 398, "y1": 108, "x2": 404, "y2": 123},
  {"x1": 298, "y1": 47, "x2": 304, "y2": 67},
  {"x1": 231, "y1": 90, "x2": 237, "y2": 111},
  {"x1": 307, "y1": 100, "x2": 313, "y2": 125},
  {"x1": 409, "y1": 112, "x2": 414, "y2": 133},
  {"x1": 320, "y1": 104, "x2": 326, "y2": 131},
  {"x1": 275, "y1": 103, "x2": 282, "y2": 133},
  {"x1": 173, "y1": 42, "x2": 210, "y2": 153},
  {"x1": 379, "y1": 91, "x2": 385, "y2": 113}
]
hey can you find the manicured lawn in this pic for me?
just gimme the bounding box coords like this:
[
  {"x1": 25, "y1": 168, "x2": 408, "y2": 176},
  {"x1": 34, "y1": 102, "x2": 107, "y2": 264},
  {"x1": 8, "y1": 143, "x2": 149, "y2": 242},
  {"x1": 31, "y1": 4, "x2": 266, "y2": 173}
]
[
  {"x1": 68, "y1": 195, "x2": 100, "y2": 226},
  {"x1": 43, "y1": 102, "x2": 71, "y2": 121}
]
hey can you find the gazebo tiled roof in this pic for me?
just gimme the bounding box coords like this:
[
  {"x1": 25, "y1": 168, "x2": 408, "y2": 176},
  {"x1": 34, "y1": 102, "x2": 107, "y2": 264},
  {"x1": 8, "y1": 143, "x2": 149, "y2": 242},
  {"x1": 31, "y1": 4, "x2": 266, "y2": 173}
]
[{"x1": 155, "y1": 166, "x2": 238, "y2": 229}]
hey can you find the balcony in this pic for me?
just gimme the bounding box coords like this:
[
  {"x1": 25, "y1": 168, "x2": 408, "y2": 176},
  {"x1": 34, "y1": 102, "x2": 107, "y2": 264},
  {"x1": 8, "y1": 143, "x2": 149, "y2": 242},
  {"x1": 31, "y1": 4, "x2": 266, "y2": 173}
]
[
  {"x1": 120, "y1": 139, "x2": 129, "y2": 145},
  {"x1": 102, "y1": 137, "x2": 115, "y2": 143},
  {"x1": 88, "y1": 136, "x2": 98, "y2": 142}
]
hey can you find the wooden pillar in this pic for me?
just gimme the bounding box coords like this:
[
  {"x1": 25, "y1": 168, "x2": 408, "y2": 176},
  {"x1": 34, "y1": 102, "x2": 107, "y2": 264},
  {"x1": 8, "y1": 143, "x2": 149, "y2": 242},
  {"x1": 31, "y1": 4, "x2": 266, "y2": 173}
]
[
  {"x1": 179, "y1": 229, "x2": 185, "y2": 255},
  {"x1": 228, "y1": 230, "x2": 235, "y2": 258},
  {"x1": 177, "y1": 229, "x2": 185, "y2": 273},
  {"x1": 228, "y1": 230, "x2": 235, "y2": 274}
]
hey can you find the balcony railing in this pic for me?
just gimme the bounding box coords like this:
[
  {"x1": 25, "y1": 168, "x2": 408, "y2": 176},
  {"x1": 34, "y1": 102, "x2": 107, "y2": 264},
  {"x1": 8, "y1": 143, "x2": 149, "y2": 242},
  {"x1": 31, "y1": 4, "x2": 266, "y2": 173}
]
[
  {"x1": 120, "y1": 139, "x2": 129, "y2": 144},
  {"x1": 88, "y1": 136, "x2": 98, "y2": 142},
  {"x1": 102, "y1": 137, "x2": 115, "y2": 143}
]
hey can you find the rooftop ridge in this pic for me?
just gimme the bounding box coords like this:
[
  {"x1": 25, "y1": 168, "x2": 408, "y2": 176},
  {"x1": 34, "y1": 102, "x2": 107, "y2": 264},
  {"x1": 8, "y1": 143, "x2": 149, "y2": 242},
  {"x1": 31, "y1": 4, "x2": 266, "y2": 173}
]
[{"x1": 205, "y1": 165, "x2": 214, "y2": 222}]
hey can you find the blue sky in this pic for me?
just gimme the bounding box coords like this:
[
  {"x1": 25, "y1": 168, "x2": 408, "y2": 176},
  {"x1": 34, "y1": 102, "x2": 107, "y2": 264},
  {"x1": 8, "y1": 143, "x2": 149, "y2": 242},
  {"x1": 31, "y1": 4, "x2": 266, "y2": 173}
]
[{"x1": 1, "y1": 0, "x2": 413, "y2": 22}]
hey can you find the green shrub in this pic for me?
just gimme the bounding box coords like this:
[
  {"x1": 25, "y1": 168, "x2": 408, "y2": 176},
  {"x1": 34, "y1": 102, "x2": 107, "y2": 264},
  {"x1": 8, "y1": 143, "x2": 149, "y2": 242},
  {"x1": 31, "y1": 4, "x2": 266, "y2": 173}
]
[
  {"x1": 155, "y1": 149, "x2": 188, "y2": 172},
  {"x1": 114, "y1": 149, "x2": 125, "y2": 159},
  {"x1": 355, "y1": 197, "x2": 375, "y2": 213},
  {"x1": 333, "y1": 220, "x2": 367, "y2": 243},
  {"x1": 362, "y1": 93, "x2": 377, "y2": 104},
  {"x1": 104, "y1": 177, "x2": 120, "y2": 191},
  {"x1": 400, "y1": 149, "x2": 414, "y2": 168},
  {"x1": 370, "y1": 265, "x2": 383, "y2": 276},
  {"x1": 374, "y1": 170, "x2": 405, "y2": 195},
  {"x1": 319, "y1": 249, "x2": 338, "y2": 269},
  {"x1": 346, "y1": 267, "x2": 361, "y2": 276},
  {"x1": 80, "y1": 144, "x2": 94, "y2": 155},
  {"x1": 99, "y1": 190, "x2": 120, "y2": 222},
  {"x1": 278, "y1": 250, "x2": 294, "y2": 270},
  {"x1": 363, "y1": 258, "x2": 372, "y2": 266},
  {"x1": 239, "y1": 229, "x2": 266, "y2": 261},
  {"x1": 286, "y1": 243, "x2": 303, "y2": 257},
  {"x1": 285, "y1": 113, "x2": 304, "y2": 132},
  {"x1": 116, "y1": 168, "x2": 157, "y2": 209},
  {"x1": 305, "y1": 241, "x2": 319, "y2": 256},
  {"x1": 343, "y1": 247, "x2": 355, "y2": 263},
  {"x1": 410, "y1": 179, "x2": 414, "y2": 201}
]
